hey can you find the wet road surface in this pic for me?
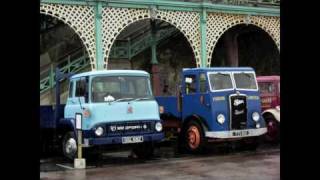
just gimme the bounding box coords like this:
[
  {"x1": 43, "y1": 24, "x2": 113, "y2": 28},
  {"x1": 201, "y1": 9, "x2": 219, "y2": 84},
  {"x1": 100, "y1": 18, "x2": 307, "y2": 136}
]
[{"x1": 40, "y1": 144, "x2": 280, "y2": 180}]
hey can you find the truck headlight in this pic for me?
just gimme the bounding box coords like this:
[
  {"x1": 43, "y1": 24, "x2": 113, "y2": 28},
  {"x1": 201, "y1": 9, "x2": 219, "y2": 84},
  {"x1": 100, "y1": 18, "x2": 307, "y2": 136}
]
[
  {"x1": 155, "y1": 122, "x2": 163, "y2": 132},
  {"x1": 95, "y1": 126, "x2": 104, "y2": 136},
  {"x1": 217, "y1": 114, "x2": 225, "y2": 124},
  {"x1": 252, "y1": 112, "x2": 260, "y2": 122}
]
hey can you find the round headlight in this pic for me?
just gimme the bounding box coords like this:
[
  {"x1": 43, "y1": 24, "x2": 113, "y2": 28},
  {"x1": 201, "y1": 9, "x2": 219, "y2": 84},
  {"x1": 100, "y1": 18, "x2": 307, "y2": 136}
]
[
  {"x1": 95, "y1": 126, "x2": 104, "y2": 136},
  {"x1": 252, "y1": 112, "x2": 260, "y2": 122},
  {"x1": 217, "y1": 114, "x2": 225, "y2": 124},
  {"x1": 155, "y1": 122, "x2": 163, "y2": 132}
]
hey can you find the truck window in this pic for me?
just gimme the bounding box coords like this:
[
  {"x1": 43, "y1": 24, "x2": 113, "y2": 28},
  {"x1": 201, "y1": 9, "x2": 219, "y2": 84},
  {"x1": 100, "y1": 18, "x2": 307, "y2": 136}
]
[
  {"x1": 233, "y1": 73, "x2": 257, "y2": 90},
  {"x1": 208, "y1": 73, "x2": 233, "y2": 91},
  {"x1": 75, "y1": 77, "x2": 88, "y2": 102},
  {"x1": 69, "y1": 81, "x2": 74, "y2": 98},
  {"x1": 258, "y1": 82, "x2": 274, "y2": 94},
  {"x1": 91, "y1": 76, "x2": 152, "y2": 102},
  {"x1": 185, "y1": 75, "x2": 197, "y2": 94},
  {"x1": 199, "y1": 73, "x2": 206, "y2": 93}
]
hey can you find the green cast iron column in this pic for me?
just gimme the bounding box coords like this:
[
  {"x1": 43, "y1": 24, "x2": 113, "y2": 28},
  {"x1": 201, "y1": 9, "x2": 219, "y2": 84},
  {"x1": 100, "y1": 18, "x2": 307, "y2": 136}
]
[
  {"x1": 94, "y1": 2, "x2": 104, "y2": 70},
  {"x1": 200, "y1": 8, "x2": 207, "y2": 68},
  {"x1": 150, "y1": 19, "x2": 160, "y2": 96},
  {"x1": 150, "y1": 20, "x2": 158, "y2": 65}
]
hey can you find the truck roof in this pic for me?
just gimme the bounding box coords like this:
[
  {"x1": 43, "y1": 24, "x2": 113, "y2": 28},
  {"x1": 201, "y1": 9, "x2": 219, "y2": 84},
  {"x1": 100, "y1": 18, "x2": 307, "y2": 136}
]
[
  {"x1": 182, "y1": 67, "x2": 255, "y2": 73},
  {"x1": 256, "y1": 76, "x2": 280, "y2": 81},
  {"x1": 70, "y1": 70, "x2": 150, "y2": 79}
]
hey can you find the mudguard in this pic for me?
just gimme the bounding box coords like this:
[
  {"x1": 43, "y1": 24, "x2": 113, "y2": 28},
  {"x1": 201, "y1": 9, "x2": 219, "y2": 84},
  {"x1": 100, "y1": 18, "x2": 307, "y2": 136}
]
[
  {"x1": 57, "y1": 118, "x2": 77, "y2": 137},
  {"x1": 262, "y1": 108, "x2": 280, "y2": 122}
]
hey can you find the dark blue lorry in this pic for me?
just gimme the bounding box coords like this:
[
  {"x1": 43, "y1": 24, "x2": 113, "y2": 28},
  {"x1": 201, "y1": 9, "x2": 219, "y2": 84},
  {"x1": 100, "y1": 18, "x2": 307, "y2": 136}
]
[{"x1": 156, "y1": 67, "x2": 267, "y2": 153}]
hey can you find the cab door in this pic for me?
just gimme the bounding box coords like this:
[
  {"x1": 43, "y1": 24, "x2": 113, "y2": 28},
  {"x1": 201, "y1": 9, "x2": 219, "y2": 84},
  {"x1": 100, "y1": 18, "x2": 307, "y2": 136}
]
[
  {"x1": 64, "y1": 77, "x2": 89, "y2": 122},
  {"x1": 181, "y1": 73, "x2": 198, "y2": 119}
]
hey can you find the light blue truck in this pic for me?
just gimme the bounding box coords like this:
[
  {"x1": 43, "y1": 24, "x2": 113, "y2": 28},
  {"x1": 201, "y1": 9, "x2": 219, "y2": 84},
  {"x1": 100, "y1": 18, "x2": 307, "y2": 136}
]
[{"x1": 40, "y1": 69, "x2": 164, "y2": 159}]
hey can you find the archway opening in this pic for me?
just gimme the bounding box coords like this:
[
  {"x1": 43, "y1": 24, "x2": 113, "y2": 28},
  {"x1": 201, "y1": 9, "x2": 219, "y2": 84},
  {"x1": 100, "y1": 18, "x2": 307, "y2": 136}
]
[
  {"x1": 40, "y1": 14, "x2": 89, "y2": 105},
  {"x1": 108, "y1": 19, "x2": 196, "y2": 96},
  {"x1": 210, "y1": 24, "x2": 280, "y2": 76}
]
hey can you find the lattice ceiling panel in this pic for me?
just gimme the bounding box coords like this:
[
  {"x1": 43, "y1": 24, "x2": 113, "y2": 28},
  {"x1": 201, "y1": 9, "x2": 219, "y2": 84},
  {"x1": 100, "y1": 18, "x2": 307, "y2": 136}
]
[
  {"x1": 40, "y1": 3, "x2": 97, "y2": 70},
  {"x1": 206, "y1": 13, "x2": 280, "y2": 67},
  {"x1": 102, "y1": 7, "x2": 201, "y2": 68}
]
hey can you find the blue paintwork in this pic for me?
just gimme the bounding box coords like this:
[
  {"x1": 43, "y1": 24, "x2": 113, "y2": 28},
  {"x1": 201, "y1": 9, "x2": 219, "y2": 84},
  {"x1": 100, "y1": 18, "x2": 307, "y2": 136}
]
[
  {"x1": 40, "y1": 105, "x2": 65, "y2": 129},
  {"x1": 156, "y1": 67, "x2": 265, "y2": 134},
  {"x1": 41, "y1": 69, "x2": 164, "y2": 148},
  {"x1": 64, "y1": 70, "x2": 163, "y2": 145},
  {"x1": 86, "y1": 133, "x2": 164, "y2": 146}
]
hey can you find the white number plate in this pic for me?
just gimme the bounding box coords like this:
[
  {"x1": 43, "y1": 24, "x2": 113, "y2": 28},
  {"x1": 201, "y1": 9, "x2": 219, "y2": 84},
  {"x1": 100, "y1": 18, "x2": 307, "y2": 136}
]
[
  {"x1": 232, "y1": 130, "x2": 250, "y2": 137},
  {"x1": 122, "y1": 136, "x2": 144, "y2": 144}
]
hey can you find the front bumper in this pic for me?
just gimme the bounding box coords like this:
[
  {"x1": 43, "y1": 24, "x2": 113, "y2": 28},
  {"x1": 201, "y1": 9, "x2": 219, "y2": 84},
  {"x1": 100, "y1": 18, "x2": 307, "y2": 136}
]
[
  {"x1": 205, "y1": 128, "x2": 267, "y2": 139},
  {"x1": 83, "y1": 132, "x2": 164, "y2": 147}
]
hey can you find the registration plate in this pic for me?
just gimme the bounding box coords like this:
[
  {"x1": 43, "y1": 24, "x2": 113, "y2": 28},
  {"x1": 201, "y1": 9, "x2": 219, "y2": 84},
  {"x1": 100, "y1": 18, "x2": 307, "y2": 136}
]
[
  {"x1": 122, "y1": 136, "x2": 144, "y2": 144},
  {"x1": 232, "y1": 130, "x2": 250, "y2": 137}
]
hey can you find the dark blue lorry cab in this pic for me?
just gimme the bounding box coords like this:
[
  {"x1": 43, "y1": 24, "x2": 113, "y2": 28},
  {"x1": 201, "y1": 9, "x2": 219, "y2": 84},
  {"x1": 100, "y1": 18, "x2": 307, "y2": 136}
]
[{"x1": 156, "y1": 67, "x2": 266, "y2": 153}]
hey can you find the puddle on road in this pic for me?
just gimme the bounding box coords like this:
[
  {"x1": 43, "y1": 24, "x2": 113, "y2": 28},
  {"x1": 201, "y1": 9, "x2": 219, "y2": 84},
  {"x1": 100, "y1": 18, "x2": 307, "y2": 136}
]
[{"x1": 40, "y1": 143, "x2": 279, "y2": 172}]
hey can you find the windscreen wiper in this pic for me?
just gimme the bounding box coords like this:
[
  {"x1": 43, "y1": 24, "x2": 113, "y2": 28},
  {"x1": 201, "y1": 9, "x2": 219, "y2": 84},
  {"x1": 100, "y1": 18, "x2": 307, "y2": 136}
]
[
  {"x1": 129, "y1": 97, "x2": 153, "y2": 102},
  {"x1": 109, "y1": 98, "x2": 134, "y2": 104},
  {"x1": 218, "y1": 72, "x2": 229, "y2": 76}
]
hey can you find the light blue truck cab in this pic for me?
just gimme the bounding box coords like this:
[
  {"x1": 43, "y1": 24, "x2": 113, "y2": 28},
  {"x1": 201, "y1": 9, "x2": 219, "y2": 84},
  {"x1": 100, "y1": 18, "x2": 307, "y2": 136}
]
[
  {"x1": 156, "y1": 67, "x2": 266, "y2": 153},
  {"x1": 61, "y1": 70, "x2": 164, "y2": 159}
]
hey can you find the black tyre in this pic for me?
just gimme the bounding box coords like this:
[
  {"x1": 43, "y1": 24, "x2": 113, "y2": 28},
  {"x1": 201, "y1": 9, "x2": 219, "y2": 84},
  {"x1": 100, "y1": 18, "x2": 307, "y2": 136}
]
[
  {"x1": 264, "y1": 114, "x2": 280, "y2": 143},
  {"x1": 132, "y1": 142, "x2": 155, "y2": 159},
  {"x1": 182, "y1": 120, "x2": 206, "y2": 154},
  {"x1": 62, "y1": 132, "x2": 77, "y2": 160}
]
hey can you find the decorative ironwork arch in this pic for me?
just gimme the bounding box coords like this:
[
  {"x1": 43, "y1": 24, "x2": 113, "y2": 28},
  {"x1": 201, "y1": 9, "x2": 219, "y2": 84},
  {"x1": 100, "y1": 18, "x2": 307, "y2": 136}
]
[
  {"x1": 206, "y1": 13, "x2": 280, "y2": 67},
  {"x1": 102, "y1": 7, "x2": 201, "y2": 68},
  {"x1": 40, "y1": 3, "x2": 97, "y2": 70}
]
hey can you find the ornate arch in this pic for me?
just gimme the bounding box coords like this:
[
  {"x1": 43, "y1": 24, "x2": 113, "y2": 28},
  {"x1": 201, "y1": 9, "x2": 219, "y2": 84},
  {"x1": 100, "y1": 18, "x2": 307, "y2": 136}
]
[
  {"x1": 40, "y1": 3, "x2": 97, "y2": 70},
  {"x1": 206, "y1": 13, "x2": 280, "y2": 67},
  {"x1": 101, "y1": 7, "x2": 201, "y2": 68}
]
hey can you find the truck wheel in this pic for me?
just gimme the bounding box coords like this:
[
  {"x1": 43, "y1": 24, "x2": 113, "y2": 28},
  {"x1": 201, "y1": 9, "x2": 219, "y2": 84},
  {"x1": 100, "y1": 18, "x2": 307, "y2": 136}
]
[
  {"x1": 62, "y1": 132, "x2": 77, "y2": 160},
  {"x1": 264, "y1": 114, "x2": 280, "y2": 143},
  {"x1": 132, "y1": 142, "x2": 154, "y2": 159},
  {"x1": 183, "y1": 121, "x2": 205, "y2": 154}
]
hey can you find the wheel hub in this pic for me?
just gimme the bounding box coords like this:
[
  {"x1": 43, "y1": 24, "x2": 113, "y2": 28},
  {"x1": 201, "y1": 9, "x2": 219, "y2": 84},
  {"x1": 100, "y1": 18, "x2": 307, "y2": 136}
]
[
  {"x1": 65, "y1": 138, "x2": 77, "y2": 155},
  {"x1": 187, "y1": 126, "x2": 200, "y2": 150}
]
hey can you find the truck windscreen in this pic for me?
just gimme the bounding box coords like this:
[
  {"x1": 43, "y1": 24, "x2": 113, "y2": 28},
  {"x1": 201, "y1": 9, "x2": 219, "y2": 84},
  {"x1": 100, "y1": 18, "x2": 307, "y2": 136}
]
[
  {"x1": 233, "y1": 73, "x2": 257, "y2": 90},
  {"x1": 91, "y1": 76, "x2": 153, "y2": 103},
  {"x1": 209, "y1": 73, "x2": 233, "y2": 91}
]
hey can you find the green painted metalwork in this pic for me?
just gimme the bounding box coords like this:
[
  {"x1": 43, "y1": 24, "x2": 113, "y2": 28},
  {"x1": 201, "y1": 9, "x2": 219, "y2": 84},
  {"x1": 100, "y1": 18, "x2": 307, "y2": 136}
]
[
  {"x1": 150, "y1": 20, "x2": 158, "y2": 65},
  {"x1": 200, "y1": 9, "x2": 207, "y2": 68},
  {"x1": 40, "y1": 0, "x2": 279, "y2": 17},
  {"x1": 109, "y1": 26, "x2": 177, "y2": 59},
  {"x1": 40, "y1": 54, "x2": 90, "y2": 93},
  {"x1": 94, "y1": 1, "x2": 104, "y2": 70},
  {"x1": 40, "y1": 26, "x2": 178, "y2": 94}
]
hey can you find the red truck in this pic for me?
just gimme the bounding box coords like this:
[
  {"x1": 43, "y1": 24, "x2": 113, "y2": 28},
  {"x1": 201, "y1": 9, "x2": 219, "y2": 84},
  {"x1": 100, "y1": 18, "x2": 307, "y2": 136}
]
[{"x1": 257, "y1": 76, "x2": 280, "y2": 143}]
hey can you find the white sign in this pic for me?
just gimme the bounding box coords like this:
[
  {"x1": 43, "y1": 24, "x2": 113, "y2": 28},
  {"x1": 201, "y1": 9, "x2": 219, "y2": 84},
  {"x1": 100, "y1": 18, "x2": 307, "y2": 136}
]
[
  {"x1": 185, "y1": 77, "x2": 193, "y2": 83},
  {"x1": 75, "y1": 113, "x2": 82, "y2": 130}
]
